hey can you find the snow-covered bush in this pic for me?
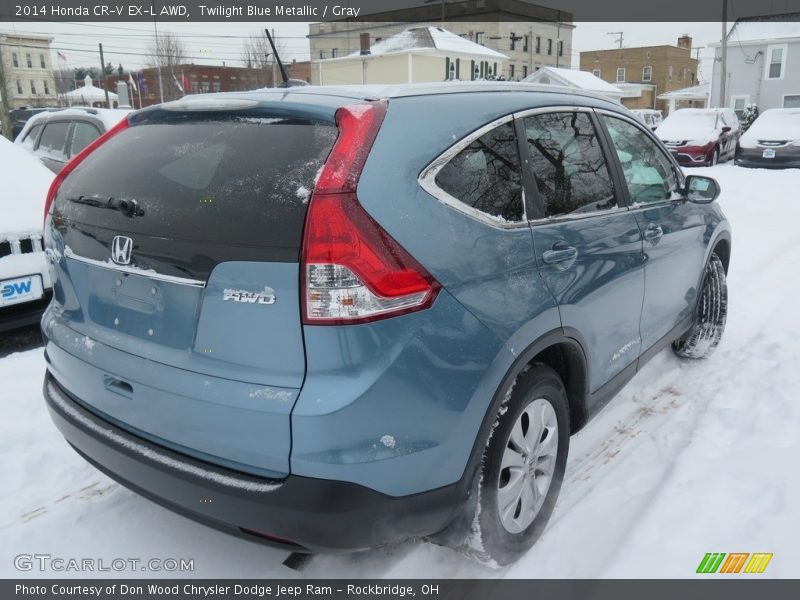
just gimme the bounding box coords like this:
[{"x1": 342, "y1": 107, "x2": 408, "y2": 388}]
[{"x1": 740, "y1": 103, "x2": 759, "y2": 132}]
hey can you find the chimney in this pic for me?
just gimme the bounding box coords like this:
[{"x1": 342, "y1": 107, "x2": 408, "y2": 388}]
[
  {"x1": 360, "y1": 33, "x2": 371, "y2": 55},
  {"x1": 677, "y1": 34, "x2": 692, "y2": 50}
]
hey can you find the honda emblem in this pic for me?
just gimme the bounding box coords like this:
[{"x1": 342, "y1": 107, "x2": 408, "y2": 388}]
[{"x1": 111, "y1": 236, "x2": 133, "y2": 265}]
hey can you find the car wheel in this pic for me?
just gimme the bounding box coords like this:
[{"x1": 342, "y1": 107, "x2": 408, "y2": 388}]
[
  {"x1": 672, "y1": 253, "x2": 727, "y2": 359},
  {"x1": 465, "y1": 364, "x2": 570, "y2": 566},
  {"x1": 709, "y1": 147, "x2": 719, "y2": 165}
]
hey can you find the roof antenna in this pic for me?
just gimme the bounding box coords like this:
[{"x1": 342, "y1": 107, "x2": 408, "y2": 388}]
[{"x1": 265, "y1": 28, "x2": 290, "y2": 87}]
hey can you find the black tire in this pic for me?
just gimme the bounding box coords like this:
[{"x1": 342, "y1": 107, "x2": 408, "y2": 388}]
[
  {"x1": 673, "y1": 253, "x2": 728, "y2": 359},
  {"x1": 465, "y1": 364, "x2": 570, "y2": 566},
  {"x1": 709, "y1": 147, "x2": 719, "y2": 166}
]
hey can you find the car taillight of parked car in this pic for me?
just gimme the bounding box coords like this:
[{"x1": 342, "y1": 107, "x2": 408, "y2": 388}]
[{"x1": 301, "y1": 100, "x2": 440, "y2": 325}]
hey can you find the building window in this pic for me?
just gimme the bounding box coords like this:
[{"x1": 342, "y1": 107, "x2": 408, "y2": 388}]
[
  {"x1": 523, "y1": 65, "x2": 528, "y2": 78},
  {"x1": 558, "y1": 40, "x2": 563, "y2": 57},
  {"x1": 535, "y1": 36, "x2": 541, "y2": 54},
  {"x1": 730, "y1": 95, "x2": 749, "y2": 118},
  {"x1": 319, "y1": 50, "x2": 325, "y2": 59},
  {"x1": 668, "y1": 65, "x2": 673, "y2": 81},
  {"x1": 547, "y1": 39, "x2": 553, "y2": 55},
  {"x1": 642, "y1": 66, "x2": 652, "y2": 82},
  {"x1": 523, "y1": 35, "x2": 529, "y2": 52},
  {"x1": 212, "y1": 81, "x2": 221, "y2": 92},
  {"x1": 616, "y1": 67, "x2": 625, "y2": 82},
  {"x1": 509, "y1": 64, "x2": 515, "y2": 79},
  {"x1": 39, "y1": 54, "x2": 45, "y2": 68},
  {"x1": 646, "y1": 50, "x2": 652, "y2": 59},
  {"x1": 16, "y1": 80, "x2": 23, "y2": 95},
  {"x1": 43, "y1": 80, "x2": 50, "y2": 95},
  {"x1": 783, "y1": 94, "x2": 800, "y2": 108},
  {"x1": 476, "y1": 32, "x2": 485, "y2": 45},
  {"x1": 592, "y1": 68, "x2": 601, "y2": 78},
  {"x1": 30, "y1": 80, "x2": 36, "y2": 95},
  {"x1": 12, "y1": 53, "x2": 18, "y2": 68},
  {"x1": 510, "y1": 32, "x2": 516, "y2": 51},
  {"x1": 766, "y1": 44, "x2": 787, "y2": 79},
  {"x1": 26, "y1": 53, "x2": 32, "y2": 68},
  {"x1": 201, "y1": 81, "x2": 210, "y2": 93},
  {"x1": 331, "y1": 48, "x2": 338, "y2": 58}
]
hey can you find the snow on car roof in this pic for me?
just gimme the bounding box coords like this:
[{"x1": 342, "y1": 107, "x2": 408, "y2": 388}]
[
  {"x1": 20, "y1": 107, "x2": 131, "y2": 132},
  {"x1": 348, "y1": 26, "x2": 507, "y2": 59},
  {"x1": 0, "y1": 136, "x2": 54, "y2": 238}
]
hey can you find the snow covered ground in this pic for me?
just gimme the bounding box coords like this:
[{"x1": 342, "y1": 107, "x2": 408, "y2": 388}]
[{"x1": 1, "y1": 164, "x2": 798, "y2": 578}]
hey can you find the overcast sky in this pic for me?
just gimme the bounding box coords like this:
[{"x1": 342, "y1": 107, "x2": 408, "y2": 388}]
[{"x1": 0, "y1": 20, "x2": 724, "y2": 82}]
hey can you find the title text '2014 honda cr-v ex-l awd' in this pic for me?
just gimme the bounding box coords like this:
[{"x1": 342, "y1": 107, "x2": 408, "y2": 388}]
[{"x1": 42, "y1": 84, "x2": 730, "y2": 565}]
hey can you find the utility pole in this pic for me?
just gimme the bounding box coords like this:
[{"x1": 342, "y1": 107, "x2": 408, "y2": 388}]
[
  {"x1": 99, "y1": 43, "x2": 111, "y2": 108},
  {"x1": 608, "y1": 32, "x2": 624, "y2": 49},
  {"x1": 152, "y1": 1, "x2": 164, "y2": 103},
  {"x1": 720, "y1": 0, "x2": 728, "y2": 107},
  {"x1": 0, "y1": 43, "x2": 14, "y2": 140}
]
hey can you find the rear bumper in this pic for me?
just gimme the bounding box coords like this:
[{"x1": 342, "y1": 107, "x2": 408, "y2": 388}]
[
  {"x1": 0, "y1": 291, "x2": 52, "y2": 333},
  {"x1": 44, "y1": 372, "x2": 461, "y2": 553}
]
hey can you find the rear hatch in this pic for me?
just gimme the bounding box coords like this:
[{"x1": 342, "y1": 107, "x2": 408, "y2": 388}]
[{"x1": 46, "y1": 99, "x2": 339, "y2": 476}]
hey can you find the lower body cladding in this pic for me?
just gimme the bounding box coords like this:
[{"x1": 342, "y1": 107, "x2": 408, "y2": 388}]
[
  {"x1": 735, "y1": 147, "x2": 800, "y2": 169},
  {"x1": 42, "y1": 288, "x2": 510, "y2": 551}
]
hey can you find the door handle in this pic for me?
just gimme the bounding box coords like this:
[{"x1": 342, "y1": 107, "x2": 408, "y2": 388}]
[
  {"x1": 542, "y1": 244, "x2": 578, "y2": 267},
  {"x1": 643, "y1": 224, "x2": 663, "y2": 244}
]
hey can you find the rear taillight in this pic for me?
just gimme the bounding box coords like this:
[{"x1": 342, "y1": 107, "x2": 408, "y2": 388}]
[
  {"x1": 43, "y1": 116, "x2": 130, "y2": 224},
  {"x1": 301, "y1": 101, "x2": 440, "y2": 325}
]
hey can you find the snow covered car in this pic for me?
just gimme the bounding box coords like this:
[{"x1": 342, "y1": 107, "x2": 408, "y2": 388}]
[
  {"x1": 15, "y1": 107, "x2": 132, "y2": 174},
  {"x1": 631, "y1": 109, "x2": 663, "y2": 131},
  {"x1": 735, "y1": 108, "x2": 800, "y2": 169},
  {"x1": 41, "y1": 86, "x2": 731, "y2": 565},
  {"x1": 0, "y1": 136, "x2": 55, "y2": 332},
  {"x1": 656, "y1": 108, "x2": 740, "y2": 166}
]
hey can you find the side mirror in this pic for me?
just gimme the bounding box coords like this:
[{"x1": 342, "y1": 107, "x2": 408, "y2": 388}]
[
  {"x1": 721, "y1": 126, "x2": 732, "y2": 133},
  {"x1": 683, "y1": 175, "x2": 720, "y2": 204}
]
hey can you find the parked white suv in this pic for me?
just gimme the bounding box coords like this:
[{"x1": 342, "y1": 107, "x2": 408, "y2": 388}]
[{"x1": 0, "y1": 136, "x2": 55, "y2": 331}]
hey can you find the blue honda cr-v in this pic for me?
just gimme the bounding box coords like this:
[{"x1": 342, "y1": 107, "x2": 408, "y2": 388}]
[{"x1": 42, "y1": 83, "x2": 730, "y2": 565}]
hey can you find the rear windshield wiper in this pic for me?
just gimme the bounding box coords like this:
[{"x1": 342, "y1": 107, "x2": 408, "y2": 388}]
[{"x1": 68, "y1": 195, "x2": 144, "y2": 217}]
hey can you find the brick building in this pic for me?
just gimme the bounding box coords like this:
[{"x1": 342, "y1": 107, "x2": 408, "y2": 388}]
[
  {"x1": 133, "y1": 61, "x2": 311, "y2": 107},
  {"x1": 579, "y1": 35, "x2": 699, "y2": 113}
]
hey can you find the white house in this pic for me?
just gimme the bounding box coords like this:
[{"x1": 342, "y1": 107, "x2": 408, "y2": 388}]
[
  {"x1": 313, "y1": 27, "x2": 508, "y2": 86},
  {"x1": 710, "y1": 16, "x2": 800, "y2": 115},
  {"x1": 522, "y1": 66, "x2": 624, "y2": 103}
]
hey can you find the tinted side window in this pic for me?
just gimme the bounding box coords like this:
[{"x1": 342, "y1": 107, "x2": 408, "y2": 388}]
[
  {"x1": 70, "y1": 122, "x2": 101, "y2": 156},
  {"x1": 601, "y1": 115, "x2": 680, "y2": 204},
  {"x1": 434, "y1": 121, "x2": 524, "y2": 222},
  {"x1": 20, "y1": 123, "x2": 42, "y2": 149},
  {"x1": 38, "y1": 121, "x2": 70, "y2": 159},
  {"x1": 523, "y1": 112, "x2": 616, "y2": 218}
]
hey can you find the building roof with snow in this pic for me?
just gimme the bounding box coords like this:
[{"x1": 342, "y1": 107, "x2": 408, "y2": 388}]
[
  {"x1": 64, "y1": 75, "x2": 119, "y2": 103},
  {"x1": 351, "y1": 26, "x2": 508, "y2": 60},
  {"x1": 522, "y1": 67, "x2": 623, "y2": 101},
  {"x1": 657, "y1": 82, "x2": 711, "y2": 101}
]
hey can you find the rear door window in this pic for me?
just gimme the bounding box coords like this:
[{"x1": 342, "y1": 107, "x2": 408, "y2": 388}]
[
  {"x1": 522, "y1": 111, "x2": 616, "y2": 218},
  {"x1": 20, "y1": 123, "x2": 42, "y2": 149},
  {"x1": 70, "y1": 121, "x2": 101, "y2": 156},
  {"x1": 37, "y1": 121, "x2": 70, "y2": 160},
  {"x1": 433, "y1": 121, "x2": 524, "y2": 223}
]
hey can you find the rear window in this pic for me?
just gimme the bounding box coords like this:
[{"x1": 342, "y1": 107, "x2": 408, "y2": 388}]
[{"x1": 56, "y1": 114, "x2": 337, "y2": 257}]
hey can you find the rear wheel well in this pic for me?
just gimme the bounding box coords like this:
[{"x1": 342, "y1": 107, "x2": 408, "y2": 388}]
[
  {"x1": 527, "y1": 342, "x2": 587, "y2": 434},
  {"x1": 712, "y1": 238, "x2": 731, "y2": 273}
]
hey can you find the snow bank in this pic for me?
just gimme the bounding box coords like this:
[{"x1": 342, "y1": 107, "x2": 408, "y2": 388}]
[{"x1": 0, "y1": 136, "x2": 54, "y2": 237}]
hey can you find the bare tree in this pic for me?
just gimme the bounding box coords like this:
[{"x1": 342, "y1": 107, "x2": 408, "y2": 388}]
[
  {"x1": 146, "y1": 31, "x2": 187, "y2": 101},
  {"x1": 240, "y1": 30, "x2": 287, "y2": 87}
]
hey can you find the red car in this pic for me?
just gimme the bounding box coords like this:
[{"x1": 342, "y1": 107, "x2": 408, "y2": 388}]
[{"x1": 656, "y1": 108, "x2": 740, "y2": 166}]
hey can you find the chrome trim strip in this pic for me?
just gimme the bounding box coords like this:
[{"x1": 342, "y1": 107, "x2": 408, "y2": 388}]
[
  {"x1": 64, "y1": 247, "x2": 207, "y2": 288},
  {"x1": 418, "y1": 113, "x2": 529, "y2": 230},
  {"x1": 512, "y1": 105, "x2": 592, "y2": 119}
]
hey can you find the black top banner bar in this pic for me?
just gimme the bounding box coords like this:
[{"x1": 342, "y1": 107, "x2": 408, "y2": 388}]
[{"x1": 1, "y1": 0, "x2": 800, "y2": 23}]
